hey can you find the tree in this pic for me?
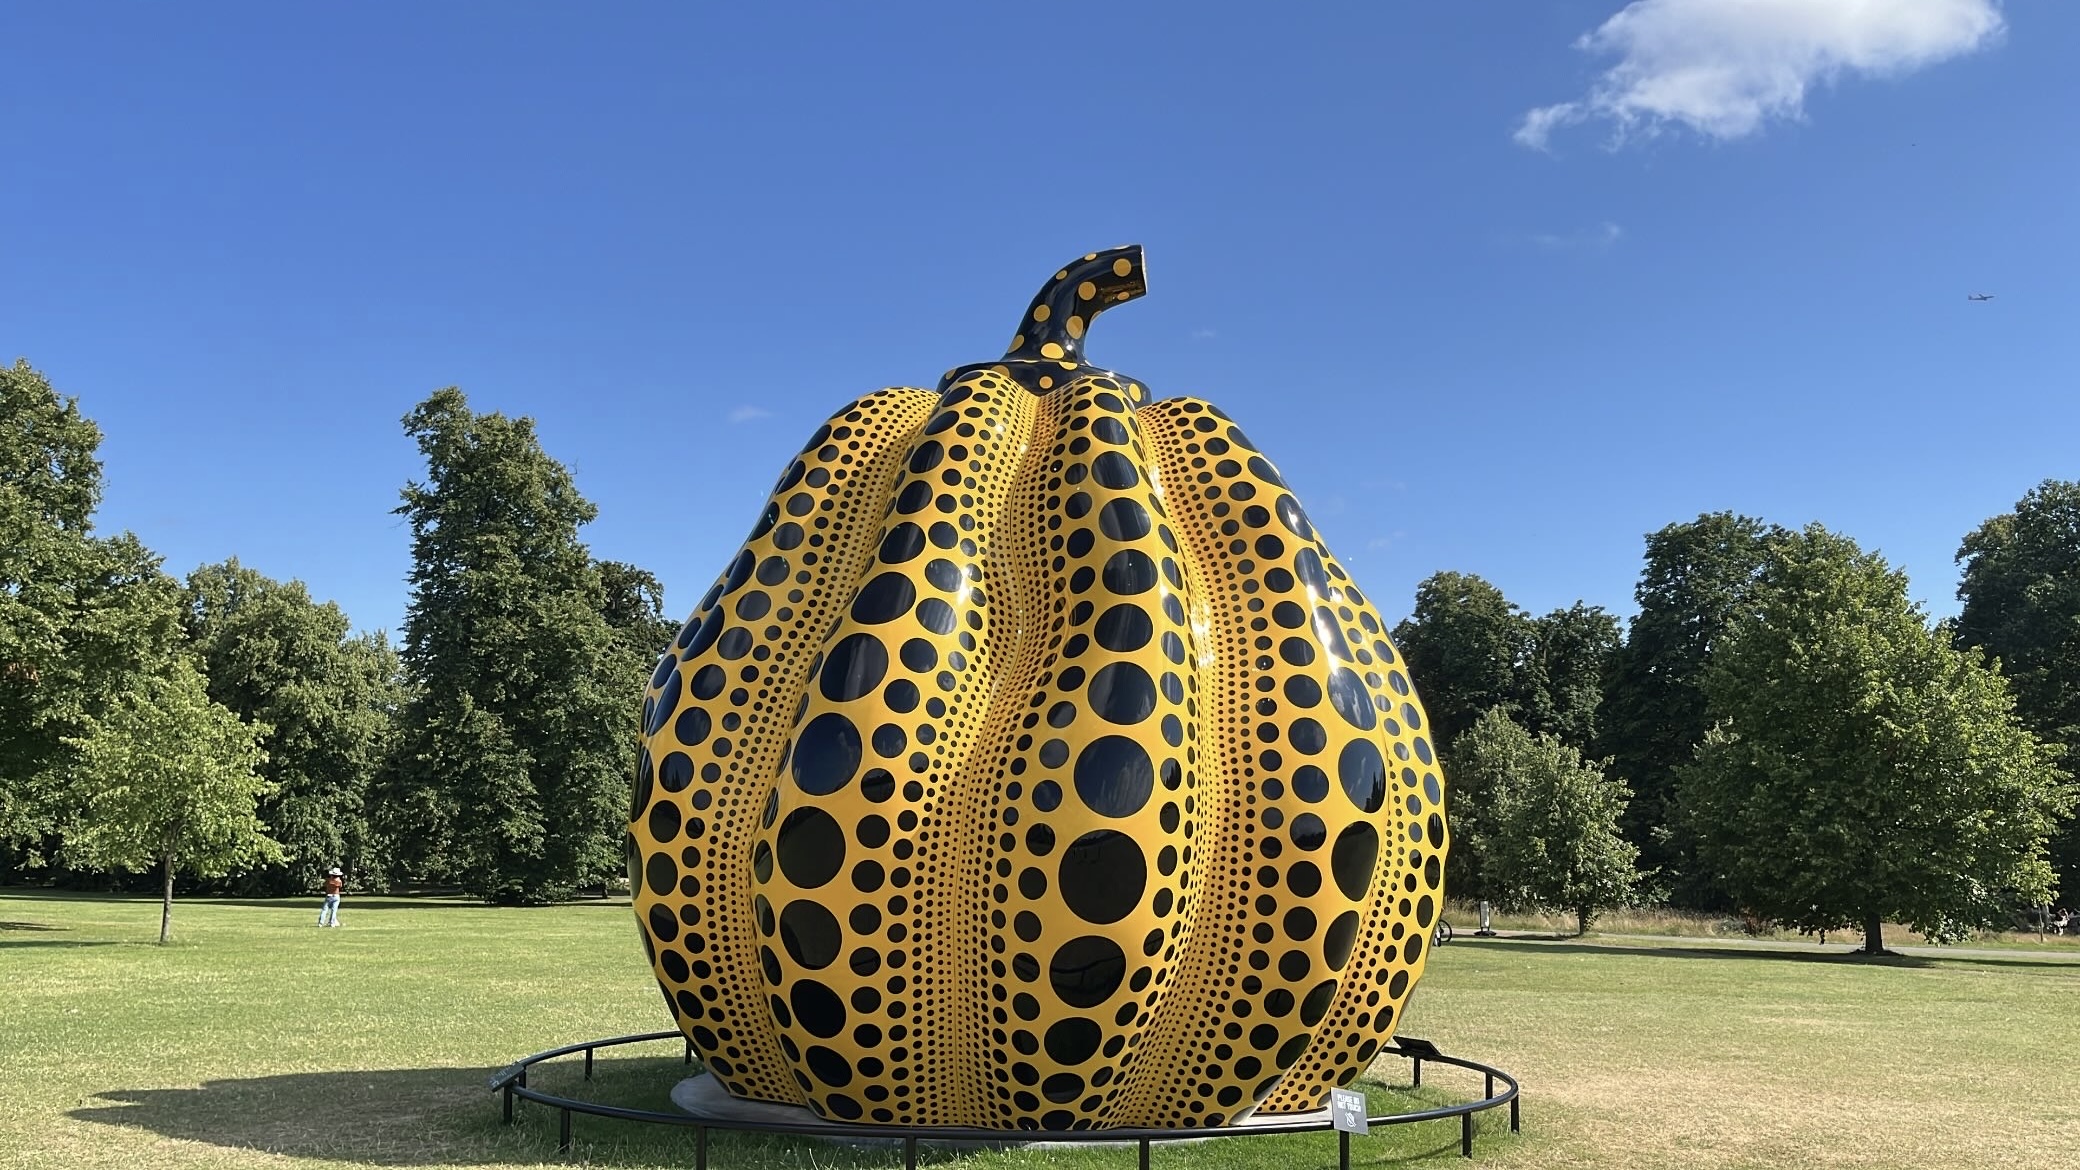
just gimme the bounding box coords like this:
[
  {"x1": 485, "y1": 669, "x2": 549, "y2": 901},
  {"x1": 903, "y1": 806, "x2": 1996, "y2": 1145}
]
[
  {"x1": 1955, "y1": 480, "x2": 2080, "y2": 895},
  {"x1": 1519, "y1": 602, "x2": 1621, "y2": 752},
  {"x1": 1453, "y1": 709, "x2": 1640, "y2": 933},
  {"x1": 1, "y1": 361, "x2": 184, "y2": 859},
  {"x1": 377, "y1": 389, "x2": 630, "y2": 903},
  {"x1": 1392, "y1": 572, "x2": 1534, "y2": 755},
  {"x1": 1679, "y1": 526, "x2": 2075, "y2": 954},
  {"x1": 181, "y1": 560, "x2": 402, "y2": 893},
  {"x1": 1598, "y1": 512, "x2": 1789, "y2": 903},
  {"x1": 61, "y1": 658, "x2": 281, "y2": 942}
]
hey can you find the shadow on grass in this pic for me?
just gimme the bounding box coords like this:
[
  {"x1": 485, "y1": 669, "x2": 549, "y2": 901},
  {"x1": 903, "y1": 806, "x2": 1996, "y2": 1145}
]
[
  {"x1": 70, "y1": 1056, "x2": 1504, "y2": 1169},
  {"x1": 1462, "y1": 936, "x2": 2080, "y2": 971}
]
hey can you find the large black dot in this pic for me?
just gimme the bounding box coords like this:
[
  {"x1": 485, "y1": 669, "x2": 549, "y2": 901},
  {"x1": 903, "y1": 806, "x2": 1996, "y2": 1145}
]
[
  {"x1": 780, "y1": 900, "x2": 842, "y2": 970},
  {"x1": 647, "y1": 798, "x2": 681, "y2": 843},
  {"x1": 790, "y1": 979, "x2": 848, "y2": 1038},
  {"x1": 646, "y1": 669, "x2": 681, "y2": 735},
  {"x1": 1044, "y1": 1017, "x2": 1103, "y2": 1065},
  {"x1": 1338, "y1": 738, "x2": 1387, "y2": 813},
  {"x1": 1323, "y1": 910, "x2": 1361, "y2": 970},
  {"x1": 674, "y1": 706, "x2": 711, "y2": 748},
  {"x1": 805, "y1": 1044, "x2": 854, "y2": 1087},
  {"x1": 1327, "y1": 668, "x2": 1376, "y2": 731},
  {"x1": 923, "y1": 558, "x2": 961, "y2": 592},
  {"x1": 1074, "y1": 736, "x2": 1154, "y2": 818},
  {"x1": 1059, "y1": 830, "x2": 1147, "y2": 924},
  {"x1": 645, "y1": 852, "x2": 678, "y2": 898},
  {"x1": 777, "y1": 807, "x2": 846, "y2": 889},
  {"x1": 1098, "y1": 499, "x2": 1152, "y2": 541},
  {"x1": 1101, "y1": 550, "x2": 1157, "y2": 595},
  {"x1": 880, "y1": 523, "x2": 926, "y2": 564},
  {"x1": 819, "y1": 634, "x2": 888, "y2": 702},
  {"x1": 792, "y1": 713, "x2": 862, "y2": 796},
  {"x1": 915, "y1": 598, "x2": 958, "y2": 634},
  {"x1": 1094, "y1": 604, "x2": 1153, "y2": 652},
  {"x1": 658, "y1": 751, "x2": 694, "y2": 792},
  {"x1": 1088, "y1": 662, "x2": 1157, "y2": 725},
  {"x1": 1049, "y1": 936, "x2": 1127, "y2": 1007},
  {"x1": 1091, "y1": 451, "x2": 1139, "y2": 489},
  {"x1": 1331, "y1": 822, "x2": 1379, "y2": 900},
  {"x1": 852, "y1": 574, "x2": 916, "y2": 624}
]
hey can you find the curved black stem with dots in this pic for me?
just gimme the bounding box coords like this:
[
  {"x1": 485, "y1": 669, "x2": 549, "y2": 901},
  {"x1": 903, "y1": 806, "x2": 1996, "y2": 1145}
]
[{"x1": 938, "y1": 245, "x2": 1150, "y2": 399}]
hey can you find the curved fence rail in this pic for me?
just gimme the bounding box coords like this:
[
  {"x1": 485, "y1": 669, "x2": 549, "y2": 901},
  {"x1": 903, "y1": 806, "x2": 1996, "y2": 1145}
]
[{"x1": 488, "y1": 1031, "x2": 1520, "y2": 1166}]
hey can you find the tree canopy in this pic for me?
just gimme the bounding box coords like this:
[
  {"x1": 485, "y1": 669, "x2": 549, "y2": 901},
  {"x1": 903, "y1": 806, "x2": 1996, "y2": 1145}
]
[
  {"x1": 62, "y1": 657, "x2": 280, "y2": 942},
  {"x1": 1679, "y1": 526, "x2": 2075, "y2": 953},
  {"x1": 182, "y1": 559, "x2": 402, "y2": 893},
  {"x1": 1451, "y1": 709, "x2": 1641, "y2": 932},
  {"x1": 377, "y1": 388, "x2": 635, "y2": 903},
  {"x1": 1598, "y1": 512, "x2": 1788, "y2": 904},
  {"x1": 1, "y1": 361, "x2": 184, "y2": 854},
  {"x1": 1955, "y1": 479, "x2": 2080, "y2": 895}
]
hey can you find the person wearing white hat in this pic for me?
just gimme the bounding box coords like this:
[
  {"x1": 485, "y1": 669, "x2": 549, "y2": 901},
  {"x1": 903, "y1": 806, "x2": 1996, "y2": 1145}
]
[{"x1": 318, "y1": 867, "x2": 345, "y2": 928}]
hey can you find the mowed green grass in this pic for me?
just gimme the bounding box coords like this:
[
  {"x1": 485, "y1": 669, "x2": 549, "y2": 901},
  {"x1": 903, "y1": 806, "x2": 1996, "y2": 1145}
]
[{"x1": 4, "y1": 890, "x2": 2077, "y2": 1170}]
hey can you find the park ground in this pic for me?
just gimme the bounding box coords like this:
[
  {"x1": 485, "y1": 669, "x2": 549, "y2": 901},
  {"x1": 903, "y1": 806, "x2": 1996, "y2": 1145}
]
[{"x1": 3, "y1": 891, "x2": 2078, "y2": 1170}]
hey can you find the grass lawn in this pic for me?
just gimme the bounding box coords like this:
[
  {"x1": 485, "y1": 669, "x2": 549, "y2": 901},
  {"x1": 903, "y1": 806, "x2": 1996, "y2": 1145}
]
[{"x1": 4, "y1": 889, "x2": 2077, "y2": 1170}]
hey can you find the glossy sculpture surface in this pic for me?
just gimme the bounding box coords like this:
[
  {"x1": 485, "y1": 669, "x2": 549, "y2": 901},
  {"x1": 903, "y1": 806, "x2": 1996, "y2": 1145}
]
[{"x1": 629, "y1": 246, "x2": 1447, "y2": 1130}]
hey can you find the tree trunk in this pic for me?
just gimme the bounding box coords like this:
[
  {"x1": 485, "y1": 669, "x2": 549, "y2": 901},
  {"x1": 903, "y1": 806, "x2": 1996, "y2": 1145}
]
[
  {"x1": 1576, "y1": 907, "x2": 1589, "y2": 937},
  {"x1": 1861, "y1": 908, "x2": 1884, "y2": 955},
  {"x1": 159, "y1": 854, "x2": 175, "y2": 945}
]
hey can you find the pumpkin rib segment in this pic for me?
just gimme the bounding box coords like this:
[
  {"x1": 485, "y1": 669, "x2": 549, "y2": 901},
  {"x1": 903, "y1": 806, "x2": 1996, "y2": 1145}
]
[
  {"x1": 974, "y1": 374, "x2": 1203, "y2": 1129},
  {"x1": 1116, "y1": 398, "x2": 1259, "y2": 1126},
  {"x1": 1258, "y1": 614, "x2": 1445, "y2": 1112},
  {"x1": 746, "y1": 374, "x2": 1038, "y2": 1125},
  {"x1": 1127, "y1": 397, "x2": 1448, "y2": 1123},
  {"x1": 631, "y1": 386, "x2": 938, "y2": 1106}
]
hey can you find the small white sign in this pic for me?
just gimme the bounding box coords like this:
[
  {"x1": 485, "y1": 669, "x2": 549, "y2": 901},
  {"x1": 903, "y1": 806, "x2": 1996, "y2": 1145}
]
[{"x1": 1330, "y1": 1087, "x2": 1369, "y2": 1135}]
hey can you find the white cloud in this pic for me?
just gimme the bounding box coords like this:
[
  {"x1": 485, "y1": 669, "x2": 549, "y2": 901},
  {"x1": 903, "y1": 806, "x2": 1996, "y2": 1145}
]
[
  {"x1": 1191, "y1": 327, "x2": 1219, "y2": 340},
  {"x1": 1516, "y1": 0, "x2": 2004, "y2": 149},
  {"x1": 1531, "y1": 221, "x2": 1625, "y2": 249},
  {"x1": 728, "y1": 404, "x2": 773, "y2": 424}
]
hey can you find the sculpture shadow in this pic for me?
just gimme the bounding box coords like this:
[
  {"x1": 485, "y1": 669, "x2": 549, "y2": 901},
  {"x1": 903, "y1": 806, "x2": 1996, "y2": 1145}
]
[
  {"x1": 71, "y1": 1059, "x2": 1471, "y2": 1168},
  {"x1": 74, "y1": 1058, "x2": 972, "y2": 1168},
  {"x1": 1463, "y1": 936, "x2": 2080, "y2": 972}
]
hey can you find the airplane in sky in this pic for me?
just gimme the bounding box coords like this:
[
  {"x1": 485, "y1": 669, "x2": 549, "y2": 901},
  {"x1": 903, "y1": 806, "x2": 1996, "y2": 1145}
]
[{"x1": 1968, "y1": 293, "x2": 1996, "y2": 301}]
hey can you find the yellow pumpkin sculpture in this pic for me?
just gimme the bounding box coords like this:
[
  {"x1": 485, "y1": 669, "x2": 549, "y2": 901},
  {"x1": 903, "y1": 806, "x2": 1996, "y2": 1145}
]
[{"x1": 630, "y1": 246, "x2": 1446, "y2": 1131}]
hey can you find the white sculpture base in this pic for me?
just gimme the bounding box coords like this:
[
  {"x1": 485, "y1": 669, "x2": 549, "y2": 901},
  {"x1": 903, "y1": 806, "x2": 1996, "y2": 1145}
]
[{"x1": 669, "y1": 1072, "x2": 1333, "y2": 1149}]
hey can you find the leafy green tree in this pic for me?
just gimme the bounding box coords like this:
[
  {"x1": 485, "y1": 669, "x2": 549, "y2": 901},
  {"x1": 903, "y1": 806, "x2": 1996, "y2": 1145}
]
[
  {"x1": 378, "y1": 388, "x2": 630, "y2": 903},
  {"x1": 181, "y1": 560, "x2": 403, "y2": 893},
  {"x1": 61, "y1": 658, "x2": 281, "y2": 942},
  {"x1": 1520, "y1": 602, "x2": 1621, "y2": 752},
  {"x1": 1453, "y1": 709, "x2": 1640, "y2": 933},
  {"x1": 1679, "y1": 526, "x2": 2075, "y2": 954},
  {"x1": 1, "y1": 361, "x2": 183, "y2": 858},
  {"x1": 1955, "y1": 479, "x2": 2080, "y2": 895},
  {"x1": 1598, "y1": 512, "x2": 1789, "y2": 903},
  {"x1": 1393, "y1": 572, "x2": 1534, "y2": 755}
]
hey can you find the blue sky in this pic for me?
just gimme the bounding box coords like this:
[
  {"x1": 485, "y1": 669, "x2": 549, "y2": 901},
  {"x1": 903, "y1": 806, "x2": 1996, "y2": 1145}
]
[{"x1": 4, "y1": 1, "x2": 2073, "y2": 640}]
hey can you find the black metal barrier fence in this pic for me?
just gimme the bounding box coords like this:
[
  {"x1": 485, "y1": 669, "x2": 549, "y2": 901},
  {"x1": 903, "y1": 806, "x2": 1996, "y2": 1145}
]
[{"x1": 488, "y1": 1031, "x2": 1520, "y2": 1166}]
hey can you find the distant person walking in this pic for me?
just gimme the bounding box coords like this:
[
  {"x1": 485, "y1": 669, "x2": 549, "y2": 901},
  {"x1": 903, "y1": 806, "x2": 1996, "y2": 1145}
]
[{"x1": 318, "y1": 867, "x2": 344, "y2": 928}]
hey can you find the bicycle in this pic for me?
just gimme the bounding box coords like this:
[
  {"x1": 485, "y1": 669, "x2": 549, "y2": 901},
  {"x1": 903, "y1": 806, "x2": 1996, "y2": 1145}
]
[{"x1": 1432, "y1": 918, "x2": 1453, "y2": 946}]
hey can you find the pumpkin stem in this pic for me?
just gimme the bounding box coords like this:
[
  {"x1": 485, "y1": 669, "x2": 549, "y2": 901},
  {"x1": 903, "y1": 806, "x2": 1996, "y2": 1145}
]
[{"x1": 1001, "y1": 246, "x2": 1147, "y2": 367}]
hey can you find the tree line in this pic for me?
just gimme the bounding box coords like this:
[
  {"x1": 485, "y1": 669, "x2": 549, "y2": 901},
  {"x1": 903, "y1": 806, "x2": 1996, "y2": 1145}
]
[
  {"x1": 1, "y1": 363, "x2": 669, "y2": 933},
  {"x1": 4, "y1": 359, "x2": 2075, "y2": 949},
  {"x1": 1397, "y1": 510, "x2": 2078, "y2": 950}
]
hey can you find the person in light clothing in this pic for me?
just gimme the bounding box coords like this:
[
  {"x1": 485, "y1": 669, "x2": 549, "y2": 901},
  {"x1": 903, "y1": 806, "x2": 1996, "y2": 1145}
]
[{"x1": 318, "y1": 867, "x2": 344, "y2": 927}]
